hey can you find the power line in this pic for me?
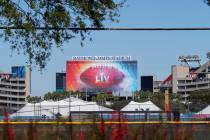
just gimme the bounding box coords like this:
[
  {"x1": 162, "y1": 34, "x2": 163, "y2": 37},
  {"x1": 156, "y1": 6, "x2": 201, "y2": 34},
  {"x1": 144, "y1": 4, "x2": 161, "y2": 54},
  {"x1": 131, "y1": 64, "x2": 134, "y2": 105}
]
[{"x1": 1, "y1": 26, "x2": 210, "y2": 31}]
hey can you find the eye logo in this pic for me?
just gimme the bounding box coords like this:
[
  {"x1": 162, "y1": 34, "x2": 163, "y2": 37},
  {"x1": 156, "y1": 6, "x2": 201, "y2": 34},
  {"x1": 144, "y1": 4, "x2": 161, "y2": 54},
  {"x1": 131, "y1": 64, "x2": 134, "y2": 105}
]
[{"x1": 80, "y1": 66, "x2": 124, "y2": 88}]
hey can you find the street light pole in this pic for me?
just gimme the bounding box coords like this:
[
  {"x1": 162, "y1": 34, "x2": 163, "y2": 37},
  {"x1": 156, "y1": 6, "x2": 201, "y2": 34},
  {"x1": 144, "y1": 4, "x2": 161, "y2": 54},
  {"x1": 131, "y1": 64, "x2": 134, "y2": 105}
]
[
  {"x1": 86, "y1": 88, "x2": 87, "y2": 101},
  {"x1": 69, "y1": 91, "x2": 71, "y2": 119},
  {"x1": 68, "y1": 91, "x2": 72, "y2": 140}
]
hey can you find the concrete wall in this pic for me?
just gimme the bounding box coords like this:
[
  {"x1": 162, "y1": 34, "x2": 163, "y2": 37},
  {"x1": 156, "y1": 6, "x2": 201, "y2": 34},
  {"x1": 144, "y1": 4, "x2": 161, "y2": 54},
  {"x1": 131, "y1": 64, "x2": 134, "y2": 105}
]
[
  {"x1": 171, "y1": 65, "x2": 189, "y2": 93},
  {"x1": 25, "y1": 66, "x2": 31, "y2": 96}
]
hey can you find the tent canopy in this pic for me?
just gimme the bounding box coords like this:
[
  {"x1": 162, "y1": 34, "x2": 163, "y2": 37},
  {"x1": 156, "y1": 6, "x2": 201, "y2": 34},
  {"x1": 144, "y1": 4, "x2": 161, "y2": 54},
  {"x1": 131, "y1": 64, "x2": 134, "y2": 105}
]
[
  {"x1": 121, "y1": 101, "x2": 161, "y2": 111},
  {"x1": 192, "y1": 105, "x2": 210, "y2": 118},
  {"x1": 10, "y1": 97, "x2": 113, "y2": 118},
  {"x1": 196, "y1": 105, "x2": 210, "y2": 115}
]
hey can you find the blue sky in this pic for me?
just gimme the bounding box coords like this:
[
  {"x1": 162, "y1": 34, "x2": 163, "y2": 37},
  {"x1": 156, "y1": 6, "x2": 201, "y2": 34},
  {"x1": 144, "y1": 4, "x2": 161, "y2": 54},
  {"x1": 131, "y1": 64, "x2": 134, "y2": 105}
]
[{"x1": 0, "y1": 0, "x2": 210, "y2": 96}]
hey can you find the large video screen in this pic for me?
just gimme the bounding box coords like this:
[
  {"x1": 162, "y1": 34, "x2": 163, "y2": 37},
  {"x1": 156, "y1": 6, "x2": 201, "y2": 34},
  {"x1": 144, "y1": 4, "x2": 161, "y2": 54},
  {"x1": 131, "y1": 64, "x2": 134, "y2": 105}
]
[
  {"x1": 11, "y1": 66, "x2": 26, "y2": 78},
  {"x1": 66, "y1": 60, "x2": 137, "y2": 92},
  {"x1": 141, "y1": 76, "x2": 153, "y2": 93},
  {"x1": 56, "y1": 73, "x2": 66, "y2": 92}
]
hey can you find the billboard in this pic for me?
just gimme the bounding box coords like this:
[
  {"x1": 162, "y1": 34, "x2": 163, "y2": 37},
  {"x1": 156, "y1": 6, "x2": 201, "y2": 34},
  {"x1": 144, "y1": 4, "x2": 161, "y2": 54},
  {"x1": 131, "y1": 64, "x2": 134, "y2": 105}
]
[
  {"x1": 66, "y1": 60, "x2": 137, "y2": 93},
  {"x1": 11, "y1": 66, "x2": 26, "y2": 78}
]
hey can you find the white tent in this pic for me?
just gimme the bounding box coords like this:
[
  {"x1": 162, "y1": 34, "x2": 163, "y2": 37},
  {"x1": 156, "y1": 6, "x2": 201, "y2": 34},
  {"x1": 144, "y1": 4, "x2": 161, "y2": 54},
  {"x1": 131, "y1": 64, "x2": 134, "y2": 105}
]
[
  {"x1": 10, "y1": 97, "x2": 113, "y2": 119},
  {"x1": 59, "y1": 101, "x2": 113, "y2": 116},
  {"x1": 10, "y1": 103, "x2": 54, "y2": 119},
  {"x1": 120, "y1": 101, "x2": 161, "y2": 120},
  {"x1": 194, "y1": 105, "x2": 210, "y2": 118},
  {"x1": 121, "y1": 101, "x2": 161, "y2": 111}
]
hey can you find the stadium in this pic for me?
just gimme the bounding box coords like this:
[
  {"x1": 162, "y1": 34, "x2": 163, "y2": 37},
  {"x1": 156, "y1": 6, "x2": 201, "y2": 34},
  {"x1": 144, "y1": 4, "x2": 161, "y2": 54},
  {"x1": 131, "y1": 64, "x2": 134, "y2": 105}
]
[{"x1": 148, "y1": 52, "x2": 210, "y2": 102}]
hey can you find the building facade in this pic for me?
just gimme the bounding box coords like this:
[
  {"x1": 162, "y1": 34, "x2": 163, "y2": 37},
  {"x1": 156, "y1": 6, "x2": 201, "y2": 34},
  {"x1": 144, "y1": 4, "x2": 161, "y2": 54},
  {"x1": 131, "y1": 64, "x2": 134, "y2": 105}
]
[
  {"x1": 160, "y1": 53, "x2": 210, "y2": 102},
  {"x1": 171, "y1": 61, "x2": 210, "y2": 101},
  {"x1": 0, "y1": 66, "x2": 31, "y2": 113},
  {"x1": 141, "y1": 75, "x2": 154, "y2": 93},
  {"x1": 56, "y1": 72, "x2": 66, "y2": 92},
  {"x1": 141, "y1": 75, "x2": 162, "y2": 93}
]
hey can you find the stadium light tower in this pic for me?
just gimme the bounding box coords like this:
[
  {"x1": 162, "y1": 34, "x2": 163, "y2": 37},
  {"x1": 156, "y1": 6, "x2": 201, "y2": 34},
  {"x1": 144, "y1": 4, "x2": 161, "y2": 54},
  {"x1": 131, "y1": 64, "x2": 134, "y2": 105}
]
[
  {"x1": 178, "y1": 55, "x2": 201, "y2": 67},
  {"x1": 178, "y1": 56, "x2": 190, "y2": 67}
]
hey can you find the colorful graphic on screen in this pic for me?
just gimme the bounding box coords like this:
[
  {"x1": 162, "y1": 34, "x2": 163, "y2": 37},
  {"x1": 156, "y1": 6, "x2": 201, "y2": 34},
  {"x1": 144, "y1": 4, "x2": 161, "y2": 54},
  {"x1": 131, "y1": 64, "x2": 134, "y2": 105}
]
[
  {"x1": 66, "y1": 60, "x2": 137, "y2": 92},
  {"x1": 11, "y1": 66, "x2": 26, "y2": 78}
]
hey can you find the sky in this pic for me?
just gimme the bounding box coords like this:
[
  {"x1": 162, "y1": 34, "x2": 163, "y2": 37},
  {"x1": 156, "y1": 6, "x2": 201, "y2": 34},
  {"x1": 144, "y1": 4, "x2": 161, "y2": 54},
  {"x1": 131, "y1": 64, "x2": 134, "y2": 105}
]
[{"x1": 0, "y1": 0, "x2": 210, "y2": 96}]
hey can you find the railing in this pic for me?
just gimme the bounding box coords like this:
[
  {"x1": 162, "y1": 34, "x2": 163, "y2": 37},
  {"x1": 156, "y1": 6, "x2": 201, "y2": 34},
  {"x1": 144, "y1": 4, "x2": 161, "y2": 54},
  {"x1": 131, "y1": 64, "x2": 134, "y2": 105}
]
[
  {"x1": 9, "y1": 78, "x2": 25, "y2": 81},
  {"x1": 0, "y1": 93, "x2": 26, "y2": 98},
  {"x1": 178, "y1": 86, "x2": 210, "y2": 92},
  {"x1": 0, "y1": 87, "x2": 25, "y2": 92},
  {"x1": 177, "y1": 80, "x2": 210, "y2": 86},
  {"x1": 0, "y1": 81, "x2": 25, "y2": 87},
  {"x1": 0, "y1": 99, "x2": 26, "y2": 105}
]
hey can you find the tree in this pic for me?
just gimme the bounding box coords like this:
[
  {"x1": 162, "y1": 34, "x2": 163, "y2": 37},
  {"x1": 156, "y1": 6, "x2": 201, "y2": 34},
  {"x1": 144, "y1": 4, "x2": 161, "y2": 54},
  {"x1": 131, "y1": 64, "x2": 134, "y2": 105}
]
[
  {"x1": 0, "y1": 0, "x2": 125, "y2": 69},
  {"x1": 206, "y1": 0, "x2": 210, "y2": 5},
  {"x1": 188, "y1": 89, "x2": 210, "y2": 112},
  {"x1": 43, "y1": 91, "x2": 68, "y2": 101},
  {"x1": 92, "y1": 92, "x2": 118, "y2": 105},
  {"x1": 134, "y1": 90, "x2": 153, "y2": 102},
  {"x1": 26, "y1": 95, "x2": 42, "y2": 103},
  {"x1": 134, "y1": 91, "x2": 186, "y2": 113},
  {"x1": 109, "y1": 100, "x2": 129, "y2": 110}
]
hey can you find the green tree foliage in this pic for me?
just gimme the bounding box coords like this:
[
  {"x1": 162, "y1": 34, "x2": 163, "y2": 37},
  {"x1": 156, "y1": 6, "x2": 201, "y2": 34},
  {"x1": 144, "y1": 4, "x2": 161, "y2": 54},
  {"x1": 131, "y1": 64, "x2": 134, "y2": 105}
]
[
  {"x1": 92, "y1": 92, "x2": 118, "y2": 105},
  {"x1": 134, "y1": 90, "x2": 153, "y2": 102},
  {"x1": 0, "y1": 0, "x2": 125, "y2": 69},
  {"x1": 74, "y1": 90, "x2": 86, "y2": 99},
  {"x1": 43, "y1": 92, "x2": 69, "y2": 101},
  {"x1": 134, "y1": 91, "x2": 186, "y2": 113},
  {"x1": 206, "y1": 0, "x2": 210, "y2": 5},
  {"x1": 92, "y1": 92, "x2": 129, "y2": 110},
  {"x1": 26, "y1": 95, "x2": 42, "y2": 103},
  {"x1": 109, "y1": 100, "x2": 129, "y2": 110},
  {"x1": 188, "y1": 89, "x2": 210, "y2": 112}
]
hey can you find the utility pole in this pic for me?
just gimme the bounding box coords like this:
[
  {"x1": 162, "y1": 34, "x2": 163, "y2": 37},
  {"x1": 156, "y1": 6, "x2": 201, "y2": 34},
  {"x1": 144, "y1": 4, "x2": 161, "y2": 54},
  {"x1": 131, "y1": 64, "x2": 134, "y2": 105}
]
[
  {"x1": 86, "y1": 88, "x2": 87, "y2": 101},
  {"x1": 164, "y1": 90, "x2": 170, "y2": 121},
  {"x1": 68, "y1": 91, "x2": 72, "y2": 140},
  {"x1": 69, "y1": 91, "x2": 71, "y2": 119}
]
